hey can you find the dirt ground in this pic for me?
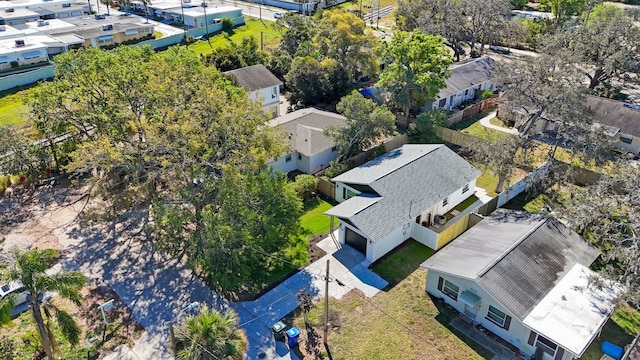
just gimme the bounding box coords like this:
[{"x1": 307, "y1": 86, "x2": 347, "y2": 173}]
[{"x1": 0, "y1": 180, "x2": 144, "y2": 358}]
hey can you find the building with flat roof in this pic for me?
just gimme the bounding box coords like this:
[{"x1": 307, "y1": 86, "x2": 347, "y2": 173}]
[{"x1": 0, "y1": 37, "x2": 48, "y2": 70}]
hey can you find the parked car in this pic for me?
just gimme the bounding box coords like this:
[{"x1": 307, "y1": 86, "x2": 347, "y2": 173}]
[
  {"x1": 0, "y1": 280, "x2": 28, "y2": 306},
  {"x1": 274, "y1": 11, "x2": 284, "y2": 18},
  {"x1": 489, "y1": 45, "x2": 511, "y2": 54}
]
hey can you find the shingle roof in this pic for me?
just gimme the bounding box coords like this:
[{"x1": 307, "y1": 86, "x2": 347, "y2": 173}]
[
  {"x1": 586, "y1": 95, "x2": 640, "y2": 137},
  {"x1": 422, "y1": 210, "x2": 601, "y2": 320},
  {"x1": 436, "y1": 57, "x2": 495, "y2": 100},
  {"x1": 330, "y1": 144, "x2": 481, "y2": 242},
  {"x1": 325, "y1": 195, "x2": 381, "y2": 218},
  {"x1": 224, "y1": 64, "x2": 282, "y2": 92},
  {"x1": 269, "y1": 108, "x2": 346, "y2": 157}
]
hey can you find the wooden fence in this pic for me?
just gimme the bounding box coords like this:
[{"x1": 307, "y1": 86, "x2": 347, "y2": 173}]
[
  {"x1": 316, "y1": 177, "x2": 335, "y2": 200},
  {"x1": 435, "y1": 127, "x2": 477, "y2": 147},
  {"x1": 448, "y1": 94, "x2": 500, "y2": 126}
]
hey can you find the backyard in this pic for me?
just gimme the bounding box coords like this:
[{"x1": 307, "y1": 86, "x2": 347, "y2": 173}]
[
  {"x1": 188, "y1": 18, "x2": 284, "y2": 57},
  {"x1": 291, "y1": 240, "x2": 493, "y2": 360},
  {"x1": 0, "y1": 87, "x2": 31, "y2": 128}
]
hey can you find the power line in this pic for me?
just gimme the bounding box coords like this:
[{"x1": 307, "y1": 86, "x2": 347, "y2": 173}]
[{"x1": 244, "y1": 245, "x2": 452, "y2": 359}]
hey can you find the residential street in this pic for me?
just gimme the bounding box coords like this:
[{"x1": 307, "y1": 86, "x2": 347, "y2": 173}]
[{"x1": 0, "y1": 184, "x2": 388, "y2": 359}]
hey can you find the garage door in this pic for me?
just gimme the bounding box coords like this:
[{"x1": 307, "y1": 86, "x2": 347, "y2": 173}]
[{"x1": 345, "y1": 227, "x2": 367, "y2": 255}]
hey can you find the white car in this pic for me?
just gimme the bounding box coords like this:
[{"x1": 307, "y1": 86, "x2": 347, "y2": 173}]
[
  {"x1": 0, "y1": 280, "x2": 28, "y2": 306},
  {"x1": 274, "y1": 11, "x2": 284, "y2": 19}
]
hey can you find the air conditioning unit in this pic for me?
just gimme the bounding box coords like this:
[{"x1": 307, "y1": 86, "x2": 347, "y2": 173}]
[
  {"x1": 5, "y1": 8, "x2": 15, "y2": 13},
  {"x1": 37, "y1": 20, "x2": 46, "y2": 26},
  {"x1": 62, "y1": 3, "x2": 71, "y2": 7},
  {"x1": 15, "y1": 39, "x2": 25, "y2": 47},
  {"x1": 102, "y1": 24, "x2": 113, "y2": 31},
  {"x1": 434, "y1": 214, "x2": 447, "y2": 226}
]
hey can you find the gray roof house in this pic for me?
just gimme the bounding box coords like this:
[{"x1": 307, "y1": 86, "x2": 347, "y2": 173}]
[
  {"x1": 225, "y1": 64, "x2": 283, "y2": 118},
  {"x1": 268, "y1": 108, "x2": 346, "y2": 174},
  {"x1": 422, "y1": 210, "x2": 618, "y2": 360},
  {"x1": 429, "y1": 56, "x2": 496, "y2": 111},
  {"x1": 325, "y1": 144, "x2": 482, "y2": 263}
]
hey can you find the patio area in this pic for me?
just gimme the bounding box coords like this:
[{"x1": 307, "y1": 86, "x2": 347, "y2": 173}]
[{"x1": 450, "y1": 315, "x2": 527, "y2": 360}]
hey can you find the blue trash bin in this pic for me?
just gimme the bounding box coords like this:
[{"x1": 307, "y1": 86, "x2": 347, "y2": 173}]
[
  {"x1": 601, "y1": 341, "x2": 624, "y2": 360},
  {"x1": 286, "y1": 327, "x2": 300, "y2": 348}
]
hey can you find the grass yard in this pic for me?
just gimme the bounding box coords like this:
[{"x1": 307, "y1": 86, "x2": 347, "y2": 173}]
[
  {"x1": 460, "y1": 120, "x2": 512, "y2": 140},
  {"x1": 0, "y1": 88, "x2": 31, "y2": 128},
  {"x1": 373, "y1": 239, "x2": 434, "y2": 287},
  {"x1": 581, "y1": 303, "x2": 640, "y2": 360},
  {"x1": 292, "y1": 240, "x2": 493, "y2": 360},
  {"x1": 299, "y1": 197, "x2": 333, "y2": 236},
  {"x1": 188, "y1": 18, "x2": 285, "y2": 57}
]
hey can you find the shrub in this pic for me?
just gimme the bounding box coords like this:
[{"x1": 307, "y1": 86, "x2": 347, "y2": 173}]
[
  {"x1": 288, "y1": 174, "x2": 318, "y2": 201},
  {"x1": 481, "y1": 89, "x2": 494, "y2": 100},
  {"x1": 221, "y1": 17, "x2": 234, "y2": 33},
  {"x1": 0, "y1": 338, "x2": 16, "y2": 360},
  {"x1": 10, "y1": 61, "x2": 18, "y2": 68}
]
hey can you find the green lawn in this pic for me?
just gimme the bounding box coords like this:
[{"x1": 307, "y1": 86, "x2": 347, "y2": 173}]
[
  {"x1": 0, "y1": 88, "x2": 31, "y2": 128},
  {"x1": 299, "y1": 197, "x2": 333, "y2": 236},
  {"x1": 582, "y1": 303, "x2": 640, "y2": 360},
  {"x1": 373, "y1": 239, "x2": 434, "y2": 287},
  {"x1": 188, "y1": 18, "x2": 285, "y2": 57},
  {"x1": 291, "y1": 242, "x2": 493, "y2": 360}
]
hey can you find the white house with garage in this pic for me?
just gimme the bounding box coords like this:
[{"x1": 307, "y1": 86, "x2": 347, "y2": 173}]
[
  {"x1": 325, "y1": 144, "x2": 481, "y2": 263},
  {"x1": 428, "y1": 56, "x2": 496, "y2": 111},
  {"x1": 225, "y1": 64, "x2": 282, "y2": 118},
  {"x1": 268, "y1": 108, "x2": 345, "y2": 174},
  {"x1": 422, "y1": 210, "x2": 619, "y2": 360}
]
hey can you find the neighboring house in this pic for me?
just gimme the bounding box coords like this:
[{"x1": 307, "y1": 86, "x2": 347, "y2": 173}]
[
  {"x1": 0, "y1": 8, "x2": 41, "y2": 26},
  {"x1": 225, "y1": 64, "x2": 282, "y2": 119},
  {"x1": 0, "y1": 38, "x2": 48, "y2": 70},
  {"x1": 428, "y1": 56, "x2": 496, "y2": 112},
  {"x1": 180, "y1": 6, "x2": 244, "y2": 30},
  {"x1": 73, "y1": 22, "x2": 154, "y2": 48},
  {"x1": 502, "y1": 95, "x2": 640, "y2": 155},
  {"x1": 268, "y1": 108, "x2": 345, "y2": 174},
  {"x1": 422, "y1": 210, "x2": 618, "y2": 360},
  {"x1": 325, "y1": 144, "x2": 481, "y2": 263}
]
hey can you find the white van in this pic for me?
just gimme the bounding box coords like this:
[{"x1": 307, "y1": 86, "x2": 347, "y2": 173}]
[{"x1": 0, "y1": 280, "x2": 28, "y2": 306}]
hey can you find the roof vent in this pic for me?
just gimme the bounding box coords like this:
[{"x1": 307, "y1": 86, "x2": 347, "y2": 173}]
[
  {"x1": 95, "y1": 14, "x2": 106, "y2": 20},
  {"x1": 102, "y1": 24, "x2": 113, "y2": 31},
  {"x1": 37, "y1": 20, "x2": 47, "y2": 26},
  {"x1": 62, "y1": 3, "x2": 71, "y2": 7},
  {"x1": 5, "y1": 8, "x2": 15, "y2": 13},
  {"x1": 15, "y1": 39, "x2": 25, "y2": 47}
]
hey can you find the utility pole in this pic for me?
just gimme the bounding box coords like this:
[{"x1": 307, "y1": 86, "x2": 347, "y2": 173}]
[
  {"x1": 376, "y1": 0, "x2": 380, "y2": 28},
  {"x1": 323, "y1": 259, "x2": 330, "y2": 346},
  {"x1": 359, "y1": 0, "x2": 363, "y2": 19}
]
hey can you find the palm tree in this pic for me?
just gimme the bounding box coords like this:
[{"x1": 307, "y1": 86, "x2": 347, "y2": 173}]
[
  {"x1": 173, "y1": 306, "x2": 247, "y2": 360},
  {"x1": 0, "y1": 248, "x2": 86, "y2": 360}
]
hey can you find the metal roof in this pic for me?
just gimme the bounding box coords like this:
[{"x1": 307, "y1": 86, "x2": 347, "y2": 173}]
[{"x1": 422, "y1": 210, "x2": 602, "y2": 321}]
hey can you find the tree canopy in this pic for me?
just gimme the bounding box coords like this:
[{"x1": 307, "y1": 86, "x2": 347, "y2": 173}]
[
  {"x1": 375, "y1": 30, "x2": 452, "y2": 123},
  {"x1": 27, "y1": 45, "x2": 303, "y2": 289},
  {"x1": 325, "y1": 91, "x2": 396, "y2": 159}
]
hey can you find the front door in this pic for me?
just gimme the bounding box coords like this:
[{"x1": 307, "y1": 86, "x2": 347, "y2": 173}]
[{"x1": 463, "y1": 304, "x2": 477, "y2": 320}]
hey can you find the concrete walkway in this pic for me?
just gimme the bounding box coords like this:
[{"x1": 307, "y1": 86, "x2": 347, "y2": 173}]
[
  {"x1": 479, "y1": 111, "x2": 519, "y2": 135},
  {"x1": 450, "y1": 316, "x2": 526, "y2": 360},
  {"x1": 238, "y1": 231, "x2": 388, "y2": 359}
]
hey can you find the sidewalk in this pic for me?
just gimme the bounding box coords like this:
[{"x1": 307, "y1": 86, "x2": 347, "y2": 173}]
[
  {"x1": 238, "y1": 231, "x2": 388, "y2": 359},
  {"x1": 478, "y1": 111, "x2": 519, "y2": 135}
]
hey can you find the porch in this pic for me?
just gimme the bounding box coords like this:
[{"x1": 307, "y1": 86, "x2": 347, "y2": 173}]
[{"x1": 450, "y1": 315, "x2": 527, "y2": 360}]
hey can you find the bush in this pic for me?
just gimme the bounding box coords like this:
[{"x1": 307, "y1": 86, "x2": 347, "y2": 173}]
[
  {"x1": 10, "y1": 61, "x2": 18, "y2": 68},
  {"x1": 323, "y1": 160, "x2": 352, "y2": 179},
  {"x1": 288, "y1": 174, "x2": 318, "y2": 201},
  {"x1": 221, "y1": 17, "x2": 234, "y2": 33},
  {"x1": 481, "y1": 90, "x2": 494, "y2": 100},
  {"x1": 0, "y1": 338, "x2": 16, "y2": 360}
]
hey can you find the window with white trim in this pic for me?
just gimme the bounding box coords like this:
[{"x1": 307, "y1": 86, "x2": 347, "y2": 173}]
[
  {"x1": 486, "y1": 305, "x2": 506, "y2": 327},
  {"x1": 285, "y1": 154, "x2": 292, "y2": 162},
  {"x1": 535, "y1": 334, "x2": 558, "y2": 356},
  {"x1": 442, "y1": 279, "x2": 459, "y2": 300}
]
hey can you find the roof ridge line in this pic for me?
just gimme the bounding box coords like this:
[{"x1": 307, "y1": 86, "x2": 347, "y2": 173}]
[
  {"x1": 477, "y1": 217, "x2": 549, "y2": 278},
  {"x1": 371, "y1": 145, "x2": 442, "y2": 183}
]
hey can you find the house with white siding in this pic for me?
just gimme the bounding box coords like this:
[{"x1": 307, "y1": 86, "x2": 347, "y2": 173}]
[
  {"x1": 422, "y1": 210, "x2": 618, "y2": 360},
  {"x1": 325, "y1": 144, "x2": 481, "y2": 263},
  {"x1": 428, "y1": 56, "x2": 496, "y2": 111},
  {"x1": 268, "y1": 108, "x2": 345, "y2": 174},
  {"x1": 225, "y1": 64, "x2": 282, "y2": 119},
  {"x1": 0, "y1": 37, "x2": 48, "y2": 70}
]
